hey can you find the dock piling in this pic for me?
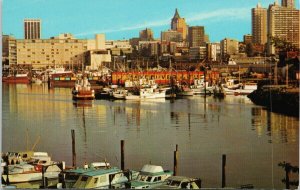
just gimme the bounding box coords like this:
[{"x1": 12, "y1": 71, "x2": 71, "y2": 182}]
[
  {"x1": 71, "y1": 129, "x2": 76, "y2": 168},
  {"x1": 222, "y1": 154, "x2": 226, "y2": 188},
  {"x1": 173, "y1": 144, "x2": 179, "y2": 176},
  {"x1": 121, "y1": 140, "x2": 125, "y2": 170}
]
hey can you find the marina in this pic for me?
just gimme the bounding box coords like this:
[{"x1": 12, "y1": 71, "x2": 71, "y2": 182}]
[{"x1": 1, "y1": 83, "x2": 298, "y2": 189}]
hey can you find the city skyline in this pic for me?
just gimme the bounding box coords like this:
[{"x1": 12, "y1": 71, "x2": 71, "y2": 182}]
[{"x1": 3, "y1": 0, "x2": 299, "y2": 42}]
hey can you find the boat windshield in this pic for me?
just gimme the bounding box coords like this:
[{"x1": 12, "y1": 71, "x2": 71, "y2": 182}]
[
  {"x1": 138, "y1": 175, "x2": 152, "y2": 182},
  {"x1": 166, "y1": 180, "x2": 181, "y2": 187}
]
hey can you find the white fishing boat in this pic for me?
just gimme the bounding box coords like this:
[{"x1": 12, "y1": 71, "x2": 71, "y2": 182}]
[
  {"x1": 225, "y1": 82, "x2": 257, "y2": 95},
  {"x1": 72, "y1": 167, "x2": 129, "y2": 189},
  {"x1": 125, "y1": 88, "x2": 166, "y2": 100},
  {"x1": 112, "y1": 89, "x2": 128, "y2": 99},
  {"x1": 127, "y1": 164, "x2": 173, "y2": 189},
  {"x1": 154, "y1": 176, "x2": 202, "y2": 189}
]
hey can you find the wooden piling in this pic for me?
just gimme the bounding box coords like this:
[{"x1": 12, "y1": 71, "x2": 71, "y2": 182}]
[
  {"x1": 41, "y1": 165, "x2": 46, "y2": 188},
  {"x1": 121, "y1": 140, "x2": 125, "y2": 170},
  {"x1": 71, "y1": 129, "x2": 76, "y2": 168},
  {"x1": 222, "y1": 154, "x2": 226, "y2": 188},
  {"x1": 173, "y1": 144, "x2": 179, "y2": 176},
  {"x1": 285, "y1": 165, "x2": 290, "y2": 189}
]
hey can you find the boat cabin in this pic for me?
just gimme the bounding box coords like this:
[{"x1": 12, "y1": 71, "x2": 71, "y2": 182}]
[
  {"x1": 129, "y1": 165, "x2": 173, "y2": 189},
  {"x1": 73, "y1": 167, "x2": 128, "y2": 189}
]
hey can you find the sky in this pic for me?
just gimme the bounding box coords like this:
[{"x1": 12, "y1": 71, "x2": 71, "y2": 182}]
[{"x1": 2, "y1": 0, "x2": 299, "y2": 42}]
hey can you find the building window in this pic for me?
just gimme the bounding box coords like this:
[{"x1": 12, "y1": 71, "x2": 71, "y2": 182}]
[{"x1": 27, "y1": 49, "x2": 31, "y2": 51}]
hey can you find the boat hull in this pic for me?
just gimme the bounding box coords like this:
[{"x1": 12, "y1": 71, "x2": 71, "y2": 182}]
[{"x1": 2, "y1": 171, "x2": 60, "y2": 183}]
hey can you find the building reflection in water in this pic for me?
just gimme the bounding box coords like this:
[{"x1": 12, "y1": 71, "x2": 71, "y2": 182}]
[{"x1": 251, "y1": 107, "x2": 298, "y2": 143}]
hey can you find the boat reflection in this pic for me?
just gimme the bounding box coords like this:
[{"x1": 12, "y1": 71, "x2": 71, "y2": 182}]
[{"x1": 73, "y1": 100, "x2": 94, "y2": 108}]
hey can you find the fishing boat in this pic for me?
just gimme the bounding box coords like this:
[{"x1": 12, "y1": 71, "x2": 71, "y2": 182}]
[
  {"x1": 72, "y1": 77, "x2": 95, "y2": 100},
  {"x1": 126, "y1": 164, "x2": 173, "y2": 189},
  {"x1": 2, "y1": 73, "x2": 30, "y2": 84},
  {"x1": 72, "y1": 167, "x2": 129, "y2": 189},
  {"x1": 224, "y1": 82, "x2": 257, "y2": 95},
  {"x1": 112, "y1": 89, "x2": 128, "y2": 99},
  {"x1": 154, "y1": 176, "x2": 202, "y2": 189},
  {"x1": 125, "y1": 88, "x2": 166, "y2": 100},
  {"x1": 2, "y1": 152, "x2": 63, "y2": 184}
]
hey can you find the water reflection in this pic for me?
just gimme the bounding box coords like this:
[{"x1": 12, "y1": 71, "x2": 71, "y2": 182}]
[
  {"x1": 251, "y1": 107, "x2": 298, "y2": 143},
  {"x1": 2, "y1": 84, "x2": 299, "y2": 189}
]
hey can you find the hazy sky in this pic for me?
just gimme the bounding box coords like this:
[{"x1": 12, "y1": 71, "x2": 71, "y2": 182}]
[{"x1": 2, "y1": 0, "x2": 299, "y2": 42}]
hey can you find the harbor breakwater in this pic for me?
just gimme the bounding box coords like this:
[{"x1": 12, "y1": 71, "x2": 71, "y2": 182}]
[{"x1": 248, "y1": 86, "x2": 299, "y2": 117}]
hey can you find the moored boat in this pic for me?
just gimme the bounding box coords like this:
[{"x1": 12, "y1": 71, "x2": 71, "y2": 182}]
[
  {"x1": 2, "y1": 73, "x2": 30, "y2": 84},
  {"x1": 2, "y1": 151, "x2": 64, "y2": 184},
  {"x1": 72, "y1": 167, "x2": 130, "y2": 189},
  {"x1": 126, "y1": 164, "x2": 173, "y2": 189},
  {"x1": 72, "y1": 77, "x2": 95, "y2": 100},
  {"x1": 154, "y1": 176, "x2": 202, "y2": 189}
]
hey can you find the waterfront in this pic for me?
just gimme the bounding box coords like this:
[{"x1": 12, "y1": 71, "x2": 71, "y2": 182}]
[{"x1": 2, "y1": 83, "x2": 299, "y2": 189}]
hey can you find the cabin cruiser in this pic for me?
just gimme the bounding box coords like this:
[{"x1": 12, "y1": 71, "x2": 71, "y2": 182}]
[
  {"x1": 2, "y1": 151, "x2": 63, "y2": 183},
  {"x1": 72, "y1": 167, "x2": 130, "y2": 189},
  {"x1": 154, "y1": 176, "x2": 202, "y2": 189},
  {"x1": 126, "y1": 164, "x2": 173, "y2": 189},
  {"x1": 58, "y1": 162, "x2": 110, "y2": 188}
]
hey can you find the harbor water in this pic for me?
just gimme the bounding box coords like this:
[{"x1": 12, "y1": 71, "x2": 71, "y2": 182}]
[{"x1": 2, "y1": 83, "x2": 299, "y2": 189}]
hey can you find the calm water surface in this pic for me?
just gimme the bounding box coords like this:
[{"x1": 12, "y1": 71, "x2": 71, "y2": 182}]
[{"x1": 2, "y1": 83, "x2": 299, "y2": 189}]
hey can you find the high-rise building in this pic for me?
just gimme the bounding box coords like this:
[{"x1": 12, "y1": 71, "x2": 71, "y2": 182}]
[
  {"x1": 188, "y1": 26, "x2": 205, "y2": 47},
  {"x1": 267, "y1": 2, "x2": 299, "y2": 54},
  {"x1": 282, "y1": 0, "x2": 295, "y2": 8},
  {"x1": 161, "y1": 30, "x2": 183, "y2": 42},
  {"x1": 139, "y1": 28, "x2": 154, "y2": 41},
  {"x1": 24, "y1": 19, "x2": 41, "y2": 39},
  {"x1": 171, "y1": 9, "x2": 187, "y2": 40},
  {"x1": 207, "y1": 43, "x2": 221, "y2": 62},
  {"x1": 252, "y1": 3, "x2": 267, "y2": 45},
  {"x1": 220, "y1": 38, "x2": 239, "y2": 58}
]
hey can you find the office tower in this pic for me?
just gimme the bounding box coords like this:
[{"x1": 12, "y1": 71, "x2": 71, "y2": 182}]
[
  {"x1": 282, "y1": 0, "x2": 295, "y2": 8},
  {"x1": 139, "y1": 28, "x2": 154, "y2": 41},
  {"x1": 188, "y1": 26, "x2": 205, "y2": 47},
  {"x1": 171, "y1": 8, "x2": 187, "y2": 40},
  {"x1": 252, "y1": 3, "x2": 267, "y2": 45},
  {"x1": 161, "y1": 30, "x2": 183, "y2": 42},
  {"x1": 267, "y1": 2, "x2": 299, "y2": 54},
  {"x1": 24, "y1": 19, "x2": 41, "y2": 39},
  {"x1": 95, "y1": 34, "x2": 106, "y2": 49}
]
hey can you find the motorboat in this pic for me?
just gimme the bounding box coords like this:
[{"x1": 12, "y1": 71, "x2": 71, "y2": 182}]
[
  {"x1": 112, "y1": 89, "x2": 128, "y2": 99},
  {"x1": 154, "y1": 176, "x2": 202, "y2": 189},
  {"x1": 58, "y1": 162, "x2": 110, "y2": 188},
  {"x1": 126, "y1": 164, "x2": 173, "y2": 189},
  {"x1": 2, "y1": 152, "x2": 63, "y2": 183},
  {"x1": 72, "y1": 77, "x2": 95, "y2": 100},
  {"x1": 72, "y1": 167, "x2": 129, "y2": 189}
]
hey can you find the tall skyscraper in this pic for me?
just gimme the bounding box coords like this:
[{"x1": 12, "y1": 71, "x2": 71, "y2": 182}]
[
  {"x1": 171, "y1": 9, "x2": 187, "y2": 41},
  {"x1": 281, "y1": 0, "x2": 295, "y2": 8},
  {"x1": 24, "y1": 19, "x2": 41, "y2": 39},
  {"x1": 267, "y1": 2, "x2": 299, "y2": 54},
  {"x1": 252, "y1": 3, "x2": 267, "y2": 45},
  {"x1": 188, "y1": 26, "x2": 205, "y2": 47}
]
